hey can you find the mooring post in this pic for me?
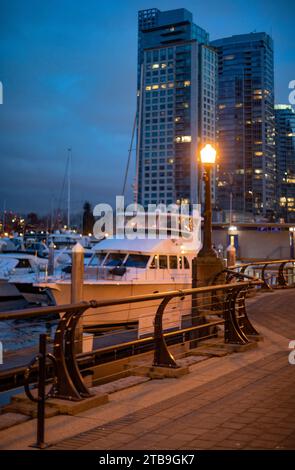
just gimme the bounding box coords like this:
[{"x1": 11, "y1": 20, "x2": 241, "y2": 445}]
[
  {"x1": 71, "y1": 242, "x2": 84, "y2": 353},
  {"x1": 47, "y1": 242, "x2": 55, "y2": 276},
  {"x1": 226, "y1": 244, "x2": 236, "y2": 268}
]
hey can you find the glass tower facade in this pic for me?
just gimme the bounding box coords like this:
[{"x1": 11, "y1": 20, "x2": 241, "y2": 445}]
[
  {"x1": 137, "y1": 8, "x2": 217, "y2": 209},
  {"x1": 211, "y1": 33, "x2": 276, "y2": 221},
  {"x1": 275, "y1": 105, "x2": 295, "y2": 222}
]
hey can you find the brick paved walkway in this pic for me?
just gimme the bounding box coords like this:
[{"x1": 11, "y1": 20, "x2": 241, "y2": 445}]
[{"x1": 49, "y1": 288, "x2": 295, "y2": 451}]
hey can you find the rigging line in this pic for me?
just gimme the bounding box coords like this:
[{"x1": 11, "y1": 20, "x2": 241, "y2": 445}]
[{"x1": 122, "y1": 111, "x2": 137, "y2": 197}]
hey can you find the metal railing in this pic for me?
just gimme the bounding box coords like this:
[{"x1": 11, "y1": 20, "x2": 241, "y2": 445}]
[
  {"x1": 0, "y1": 276, "x2": 266, "y2": 448},
  {"x1": 231, "y1": 260, "x2": 295, "y2": 290},
  {"x1": 0, "y1": 279, "x2": 262, "y2": 396},
  {"x1": 1, "y1": 257, "x2": 294, "y2": 447}
]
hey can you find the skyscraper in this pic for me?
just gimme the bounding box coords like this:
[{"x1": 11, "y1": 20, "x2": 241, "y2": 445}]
[
  {"x1": 137, "y1": 8, "x2": 217, "y2": 209},
  {"x1": 275, "y1": 105, "x2": 295, "y2": 222},
  {"x1": 211, "y1": 33, "x2": 276, "y2": 221}
]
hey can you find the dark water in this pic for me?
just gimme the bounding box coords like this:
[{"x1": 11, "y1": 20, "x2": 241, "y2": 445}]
[
  {"x1": 0, "y1": 317, "x2": 58, "y2": 353},
  {"x1": 0, "y1": 316, "x2": 59, "y2": 406}
]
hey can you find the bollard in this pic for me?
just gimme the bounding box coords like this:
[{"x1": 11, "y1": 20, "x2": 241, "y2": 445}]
[
  {"x1": 47, "y1": 242, "x2": 55, "y2": 276},
  {"x1": 226, "y1": 244, "x2": 236, "y2": 268},
  {"x1": 71, "y1": 242, "x2": 85, "y2": 353}
]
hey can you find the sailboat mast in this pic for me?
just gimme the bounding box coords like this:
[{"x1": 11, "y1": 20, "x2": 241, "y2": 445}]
[
  {"x1": 67, "y1": 147, "x2": 71, "y2": 229},
  {"x1": 122, "y1": 111, "x2": 137, "y2": 197}
]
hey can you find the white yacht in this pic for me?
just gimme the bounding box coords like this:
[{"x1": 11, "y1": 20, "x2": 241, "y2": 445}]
[
  {"x1": 38, "y1": 232, "x2": 201, "y2": 333},
  {"x1": 0, "y1": 253, "x2": 48, "y2": 282}
]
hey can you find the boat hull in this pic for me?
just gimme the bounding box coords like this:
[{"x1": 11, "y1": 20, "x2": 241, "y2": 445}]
[{"x1": 50, "y1": 281, "x2": 192, "y2": 331}]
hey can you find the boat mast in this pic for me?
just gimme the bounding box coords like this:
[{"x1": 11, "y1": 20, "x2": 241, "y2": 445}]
[
  {"x1": 122, "y1": 111, "x2": 137, "y2": 197},
  {"x1": 67, "y1": 147, "x2": 72, "y2": 229}
]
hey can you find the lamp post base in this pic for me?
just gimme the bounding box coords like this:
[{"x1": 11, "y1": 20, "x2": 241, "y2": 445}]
[{"x1": 193, "y1": 254, "x2": 225, "y2": 288}]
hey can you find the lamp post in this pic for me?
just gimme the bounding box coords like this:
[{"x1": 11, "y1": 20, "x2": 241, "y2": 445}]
[
  {"x1": 198, "y1": 144, "x2": 217, "y2": 258},
  {"x1": 192, "y1": 143, "x2": 224, "y2": 290}
]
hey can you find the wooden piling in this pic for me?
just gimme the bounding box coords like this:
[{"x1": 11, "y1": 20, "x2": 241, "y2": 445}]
[{"x1": 71, "y1": 242, "x2": 84, "y2": 353}]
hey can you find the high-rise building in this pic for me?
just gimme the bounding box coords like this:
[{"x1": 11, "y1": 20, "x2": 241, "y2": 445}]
[
  {"x1": 275, "y1": 104, "x2": 295, "y2": 222},
  {"x1": 137, "y1": 8, "x2": 217, "y2": 209},
  {"x1": 211, "y1": 33, "x2": 276, "y2": 221}
]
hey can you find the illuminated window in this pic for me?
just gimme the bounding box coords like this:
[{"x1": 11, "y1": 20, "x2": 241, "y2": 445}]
[
  {"x1": 152, "y1": 63, "x2": 159, "y2": 69},
  {"x1": 168, "y1": 82, "x2": 174, "y2": 88},
  {"x1": 175, "y1": 117, "x2": 181, "y2": 122},
  {"x1": 160, "y1": 84, "x2": 166, "y2": 89},
  {"x1": 184, "y1": 80, "x2": 191, "y2": 87},
  {"x1": 145, "y1": 86, "x2": 151, "y2": 91},
  {"x1": 235, "y1": 103, "x2": 243, "y2": 108},
  {"x1": 254, "y1": 152, "x2": 263, "y2": 156},
  {"x1": 175, "y1": 136, "x2": 192, "y2": 143},
  {"x1": 152, "y1": 85, "x2": 159, "y2": 90},
  {"x1": 280, "y1": 197, "x2": 287, "y2": 206},
  {"x1": 168, "y1": 158, "x2": 174, "y2": 164},
  {"x1": 161, "y1": 63, "x2": 167, "y2": 69},
  {"x1": 224, "y1": 55, "x2": 235, "y2": 60},
  {"x1": 219, "y1": 104, "x2": 226, "y2": 109}
]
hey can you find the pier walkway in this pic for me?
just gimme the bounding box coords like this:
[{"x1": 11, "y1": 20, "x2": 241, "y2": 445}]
[{"x1": 0, "y1": 289, "x2": 294, "y2": 450}]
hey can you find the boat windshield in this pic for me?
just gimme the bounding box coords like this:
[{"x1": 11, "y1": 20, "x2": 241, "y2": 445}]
[
  {"x1": 89, "y1": 253, "x2": 106, "y2": 266},
  {"x1": 104, "y1": 253, "x2": 127, "y2": 267},
  {"x1": 124, "y1": 254, "x2": 150, "y2": 268}
]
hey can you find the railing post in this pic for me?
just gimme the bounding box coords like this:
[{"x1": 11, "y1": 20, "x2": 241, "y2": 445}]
[
  {"x1": 35, "y1": 334, "x2": 46, "y2": 448},
  {"x1": 278, "y1": 261, "x2": 288, "y2": 287},
  {"x1": 24, "y1": 334, "x2": 57, "y2": 449},
  {"x1": 261, "y1": 264, "x2": 272, "y2": 290},
  {"x1": 236, "y1": 287, "x2": 260, "y2": 338},
  {"x1": 153, "y1": 295, "x2": 178, "y2": 368},
  {"x1": 50, "y1": 303, "x2": 93, "y2": 400},
  {"x1": 224, "y1": 287, "x2": 250, "y2": 345}
]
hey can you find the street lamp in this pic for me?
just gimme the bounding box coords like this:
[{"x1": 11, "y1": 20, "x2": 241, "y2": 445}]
[{"x1": 198, "y1": 144, "x2": 217, "y2": 258}]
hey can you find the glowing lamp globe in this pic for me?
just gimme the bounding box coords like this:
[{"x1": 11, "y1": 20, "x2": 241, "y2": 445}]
[{"x1": 200, "y1": 144, "x2": 216, "y2": 164}]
